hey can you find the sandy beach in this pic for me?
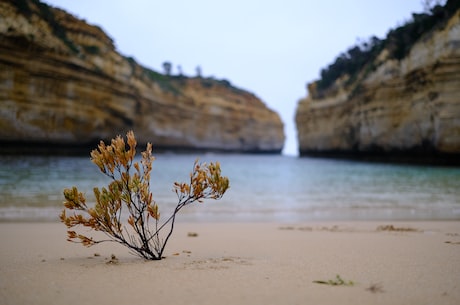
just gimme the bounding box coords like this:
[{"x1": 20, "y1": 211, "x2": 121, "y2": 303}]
[{"x1": 1, "y1": 221, "x2": 459, "y2": 305}]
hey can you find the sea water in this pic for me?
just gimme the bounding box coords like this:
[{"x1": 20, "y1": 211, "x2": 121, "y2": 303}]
[{"x1": 1, "y1": 154, "x2": 459, "y2": 222}]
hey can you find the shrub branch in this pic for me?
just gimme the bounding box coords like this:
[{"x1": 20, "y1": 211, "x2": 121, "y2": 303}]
[{"x1": 60, "y1": 131, "x2": 229, "y2": 260}]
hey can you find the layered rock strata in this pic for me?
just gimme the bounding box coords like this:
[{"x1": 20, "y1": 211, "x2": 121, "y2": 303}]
[
  {"x1": 295, "y1": 10, "x2": 460, "y2": 163},
  {"x1": 0, "y1": 0, "x2": 285, "y2": 154}
]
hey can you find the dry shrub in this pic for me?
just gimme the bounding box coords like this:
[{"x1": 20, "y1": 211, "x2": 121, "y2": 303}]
[{"x1": 60, "y1": 131, "x2": 229, "y2": 260}]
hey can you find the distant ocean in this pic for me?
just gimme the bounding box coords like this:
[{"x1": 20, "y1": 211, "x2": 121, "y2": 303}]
[{"x1": 1, "y1": 154, "x2": 460, "y2": 222}]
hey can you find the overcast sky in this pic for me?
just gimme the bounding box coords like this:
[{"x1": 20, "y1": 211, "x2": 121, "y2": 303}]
[{"x1": 44, "y1": 0, "x2": 427, "y2": 155}]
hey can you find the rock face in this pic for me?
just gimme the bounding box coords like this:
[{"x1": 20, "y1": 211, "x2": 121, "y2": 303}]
[
  {"x1": 0, "y1": 0, "x2": 284, "y2": 153},
  {"x1": 295, "y1": 9, "x2": 460, "y2": 162}
]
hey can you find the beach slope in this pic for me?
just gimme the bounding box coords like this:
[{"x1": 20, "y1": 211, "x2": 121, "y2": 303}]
[{"x1": 1, "y1": 221, "x2": 459, "y2": 305}]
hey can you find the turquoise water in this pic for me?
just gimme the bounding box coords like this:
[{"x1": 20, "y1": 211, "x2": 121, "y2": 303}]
[{"x1": 1, "y1": 154, "x2": 459, "y2": 222}]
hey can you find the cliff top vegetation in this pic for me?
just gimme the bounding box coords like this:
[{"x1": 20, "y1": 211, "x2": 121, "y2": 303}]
[
  {"x1": 11, "y1": 0, "x2": 252, "y2": 99},
  {"x1": 315, "y1": 0, "x2": 460, "y2": 93}
]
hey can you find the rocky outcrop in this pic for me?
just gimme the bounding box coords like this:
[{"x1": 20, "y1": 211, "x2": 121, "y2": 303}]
[
  {"x1": 295, "y1": 8, "x2": 460, "y2": 163},
  {"x1": 0, "y1": 0, "x2": 284, "y2": 154}
]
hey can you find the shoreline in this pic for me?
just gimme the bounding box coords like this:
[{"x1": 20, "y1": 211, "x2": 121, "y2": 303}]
[
  {"x1": 1, "y1": 221, "x2": 460, "y2": 305},
  {"x1": 2, "y1": 206, "x2": 460, "y2": 223},
  {"x1": 0, "y1": 141, "x2": 283, "y2": 156},
  {"x1": 298, "y1": 150, "x2": 460, "y2": 166}
]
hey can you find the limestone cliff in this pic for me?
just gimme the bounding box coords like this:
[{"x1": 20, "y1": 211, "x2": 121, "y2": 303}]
[
  {"x1": 295, "y1": 5, "x2": 460, "y2": 163},
  {"x1": 0, "y1": 0, "x2": 284, "y2": 153}
]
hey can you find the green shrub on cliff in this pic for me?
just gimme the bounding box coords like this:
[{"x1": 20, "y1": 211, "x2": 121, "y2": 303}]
[
  {"x1": 317, "y1": 36, "x2": 384, "y2": 91},
  {"x1": 14, "y1": 0, "x2": 79, "y2": 53},
  {"x1": 60, "y1": 131, "x2": 229, "y2": 260},
  {"x1": 83, "y1": 45, "x2": 100, "y2": 55},
  {"x1": 316, "y1": 0, "x2": 459, "y2": 92},
  {"x1": 387, "y1": 1, "x2": 459, "y2": 60}
]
